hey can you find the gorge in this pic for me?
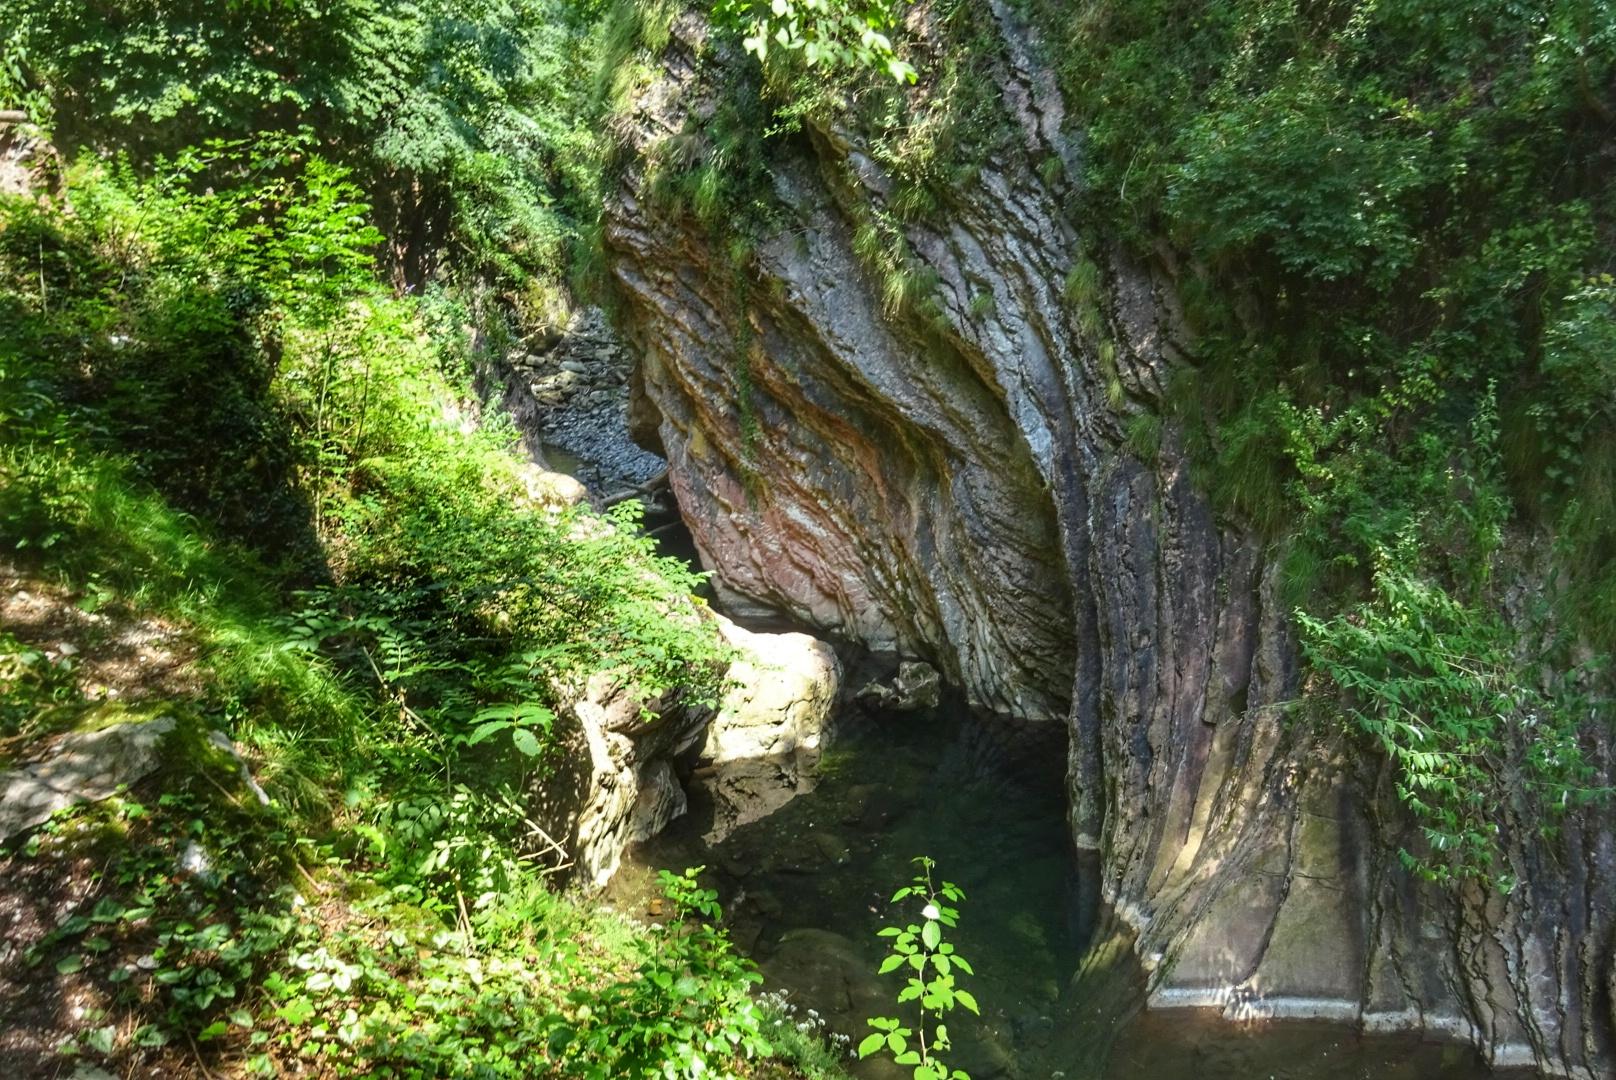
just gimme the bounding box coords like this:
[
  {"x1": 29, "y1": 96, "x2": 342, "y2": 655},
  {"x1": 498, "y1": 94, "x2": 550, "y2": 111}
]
[
  {"x1": 2, "y1": 1, "x2": 1613, "y2": 1077},
  {"x1": 598, "y1": 8, "x2": 1616, "y2": 1078}
]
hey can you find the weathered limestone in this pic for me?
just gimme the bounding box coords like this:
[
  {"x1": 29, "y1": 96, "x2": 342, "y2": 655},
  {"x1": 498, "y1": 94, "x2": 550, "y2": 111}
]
[
  {"x1": 700, "y1": 615, "x2": 841, "y2": 842},
  {"x1": 533, "y1": 618, "x2": 840, "y2": 886},
  {"x1": 602, "y1": 11, "x2": 1616, "y2": 1077},
  {"x1": 532, "y1": 672, "x2": 708, "y2": 889},
  {"x1": 0, "y1": 717, "x2": 176, "y2": 840}
]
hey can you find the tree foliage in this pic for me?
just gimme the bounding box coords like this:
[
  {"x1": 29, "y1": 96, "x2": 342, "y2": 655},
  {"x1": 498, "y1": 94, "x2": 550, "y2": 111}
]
[
  {"x1": 1027, "y1": 0, "x2": 1616, "y2": 886},
  {"x1": 2, "y1": 0, "x2": 605, "y2": 285},
  {"x1": 711, "y1": 0, "x2": 918, "y2": 82}
]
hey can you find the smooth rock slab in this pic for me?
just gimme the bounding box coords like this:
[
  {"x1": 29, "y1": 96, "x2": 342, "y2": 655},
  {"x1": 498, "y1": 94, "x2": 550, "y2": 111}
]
[
  {"x1": 701, "y1": 616, "x2": 841, "y2": 843},
  {"x1": 0, "y1": 717, "x2": 175, "y2": 840}
]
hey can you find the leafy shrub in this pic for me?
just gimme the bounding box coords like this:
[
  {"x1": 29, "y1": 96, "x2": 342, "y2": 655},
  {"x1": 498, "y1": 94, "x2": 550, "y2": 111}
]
[
  {"x1": 1298, "y1": 560, "x2": 1601, "y2": 888},
  {"x1": 549, "y1": 868, "x2": 774, "y2": 1078},
  {"x1": 711, "y1": 0, "x2": 918, "y2": 82},
  {"x1": 0, "y1": 132, "x2": 792, "y2": 1077},
  {"x1": 861, "y1": 857, "x2": 978, "y2": 1080}
]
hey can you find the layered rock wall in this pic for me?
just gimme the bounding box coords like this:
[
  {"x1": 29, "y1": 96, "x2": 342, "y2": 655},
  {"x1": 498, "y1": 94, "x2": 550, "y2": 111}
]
[{"x1": 601, "y1": 10, "x2": 1615, "y2": 1077}]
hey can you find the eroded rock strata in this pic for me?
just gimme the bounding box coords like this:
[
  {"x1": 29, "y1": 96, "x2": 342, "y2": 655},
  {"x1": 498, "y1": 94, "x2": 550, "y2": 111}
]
[{"x1": 602, "y1": 11, "x2": 1615, "y2": 1077}]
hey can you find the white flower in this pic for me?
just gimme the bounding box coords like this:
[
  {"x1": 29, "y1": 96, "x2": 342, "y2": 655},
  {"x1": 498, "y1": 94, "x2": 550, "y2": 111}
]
[{"x1": 922, "y1": 903, "x2": 940, "y2": 920}]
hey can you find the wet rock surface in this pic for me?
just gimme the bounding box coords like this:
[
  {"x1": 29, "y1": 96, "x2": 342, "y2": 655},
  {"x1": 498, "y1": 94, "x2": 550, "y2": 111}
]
[{"x1": 855, "y1": 660, "x2": 942, "y2": 713}]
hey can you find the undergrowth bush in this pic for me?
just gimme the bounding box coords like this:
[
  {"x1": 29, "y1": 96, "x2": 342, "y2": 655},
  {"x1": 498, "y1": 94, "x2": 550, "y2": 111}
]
[
  {"x1": 549, "y1": 868, "x2": 775, "y2": 1078},
  {"x1": 0, "y1": 140, "x2": 809, "y2": 1077}
]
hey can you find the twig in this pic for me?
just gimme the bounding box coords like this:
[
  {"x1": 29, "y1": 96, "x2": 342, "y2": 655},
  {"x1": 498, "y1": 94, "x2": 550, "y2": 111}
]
[
  {"x1": 197, "y1": 768, "x2": 246, "y2": 809},
  {"x1": 359, "y1": 646, "x2": 443, "y2": 746},
  {"x1": 455, "y1": 886, "x2": 474, "y2": 957},
  {"x1": 296, "y1": 860, "x2": 324, "y2": 894},
  {"x1": 520, "y1": 815, "x2": 572, "y2": 868},
  {"x1": 184, "y1": 1028, "x2": 216, "y2": 1080},
  {"x1": 602, "y1": 468, "x2": 671, "y2": 508}
]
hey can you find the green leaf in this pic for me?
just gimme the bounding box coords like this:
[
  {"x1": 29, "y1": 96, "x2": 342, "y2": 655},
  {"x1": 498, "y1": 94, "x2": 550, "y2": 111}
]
[
  {"x1": 956, "y1": 989, "x2": 980, "y2": 1015},
  {"x1": 55, "y1": 954, "x2": 84, "y2": 974},
  {"x1": 277, "y1": 996, "x2": 316, "y2": 1025},
  {"x1": 921, "y1": 920, "x2": 941, "y2": 950},
  {"x1": 511, "y1": 727, "x2": 542, "y2": 756},
  {"x1": 466, "y1": 719, "x2": 511, "y2": 745},
  {"x1": 857, "y1": 1033, "x2": 885, "y2": 1059}
]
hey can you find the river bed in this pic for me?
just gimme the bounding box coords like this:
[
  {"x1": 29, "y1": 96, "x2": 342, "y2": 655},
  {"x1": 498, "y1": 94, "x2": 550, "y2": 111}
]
[{"x1": 607, "y1": 700, "x2": 1534, "y2": 1080}]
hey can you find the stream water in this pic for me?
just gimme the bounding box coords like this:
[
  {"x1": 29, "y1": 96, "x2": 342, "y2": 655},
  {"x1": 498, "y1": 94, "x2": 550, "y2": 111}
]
[
  {"x1": 608, "y1": 700, "x2": 1534, "y2": 1080},
  {"x1": 531, "y1": 433, "x2": 1530, "y2": 1079}
]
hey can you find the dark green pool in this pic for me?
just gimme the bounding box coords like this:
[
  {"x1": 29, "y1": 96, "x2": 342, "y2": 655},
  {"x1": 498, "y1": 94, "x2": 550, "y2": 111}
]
[{"x1": 611, "y1": 702, "x2": 1529, "y2": 1080}]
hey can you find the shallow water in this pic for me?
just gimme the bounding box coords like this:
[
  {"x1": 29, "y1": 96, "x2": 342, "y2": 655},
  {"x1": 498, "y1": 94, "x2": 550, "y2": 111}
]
[{"x1": 612, "y1": 704, "x2": 1528, "y2": 1079}]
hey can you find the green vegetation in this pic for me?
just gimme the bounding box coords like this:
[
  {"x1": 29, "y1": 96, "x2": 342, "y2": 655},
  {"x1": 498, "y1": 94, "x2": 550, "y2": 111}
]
[
  {"x1": 2, "y1": 0, "x2": 607, "y2": 288},
  {"x1": 861, "y1": 858, "x2": 979, "y2": 1080},
  {"x1": 711, "y1": 0, "x2": 918, "y2": 83},
  {"x1": 0, "y1": 133, "x2": 836, "y2": 1076},
  {"x1": 550, "y1": 868, "x2": 775, "y2": 1077},
  {"x1": 1009, "y1": 0, "x2": 1616, "y2": 887},
  {"x1": 5, "y1": 2, "x2": 1612, "y2": 1074}
]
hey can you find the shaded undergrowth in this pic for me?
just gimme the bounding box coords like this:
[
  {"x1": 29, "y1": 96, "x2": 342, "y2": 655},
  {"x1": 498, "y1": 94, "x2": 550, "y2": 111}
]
[{"x1": 0, "y1": 148, "x2": 844, "y2": 1079}]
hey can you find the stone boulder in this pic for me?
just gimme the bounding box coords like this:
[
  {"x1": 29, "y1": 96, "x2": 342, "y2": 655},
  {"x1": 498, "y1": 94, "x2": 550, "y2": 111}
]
[
  {"x1": 516, "y1": 462, "x2": 590, "y2": 510},
  {"x1": 529, "y1": 673, "x2": 708, "y2": 889},
  {"x1": 0, "y1": 716, "x2": 176, "y2": 841},
  {"x1": 699, "y1": 616, "x2": 841, "y2": 843},
  {"x1": 855, "y1": 660, "x2": 942, "y2": 713},
  {"x1": 530, "y1": 616, "x2": 839, "y2": 885}
]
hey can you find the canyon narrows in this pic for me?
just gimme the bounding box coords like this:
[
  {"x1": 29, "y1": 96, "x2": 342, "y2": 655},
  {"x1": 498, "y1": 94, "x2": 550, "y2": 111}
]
[{"x1": 601, "y1": 11, "x2": 1616, "y2": 1077}]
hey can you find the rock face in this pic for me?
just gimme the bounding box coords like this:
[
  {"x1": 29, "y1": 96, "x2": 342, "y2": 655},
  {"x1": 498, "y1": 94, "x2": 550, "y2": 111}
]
[
  {"x1": 699, "y1": 615, "x2": 841, "y2": 842},
  {"x1": 480, "y1": 306, "x2": 669, "y2": 498},
  {"x1": 855, "y1": 660, "x2": 942, "y2": 713},
  {"x1": 531, "y1": 673, "x2": 708, "y2": 889},
  {"x1": 601, "y1": 12, "x2": 1616, "y2": 1077},
  {"x1": 533, "y1": 619, "x2": 840, "y2": 887},
  {"x1": 0, "y1": 717, "x2": 176, "y2": 841}
]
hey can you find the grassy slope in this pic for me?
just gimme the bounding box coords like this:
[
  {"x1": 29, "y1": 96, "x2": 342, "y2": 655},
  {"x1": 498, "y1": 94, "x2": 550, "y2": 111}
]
[{"x1": 0, "y1": 151, "x2": 845, "y2": 1078}]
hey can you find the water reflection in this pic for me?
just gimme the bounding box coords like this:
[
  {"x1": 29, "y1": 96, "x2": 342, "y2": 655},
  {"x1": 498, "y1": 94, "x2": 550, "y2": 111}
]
[{"x1": 612, "y1": 700, "x2": 1528, "y2": 1080}]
